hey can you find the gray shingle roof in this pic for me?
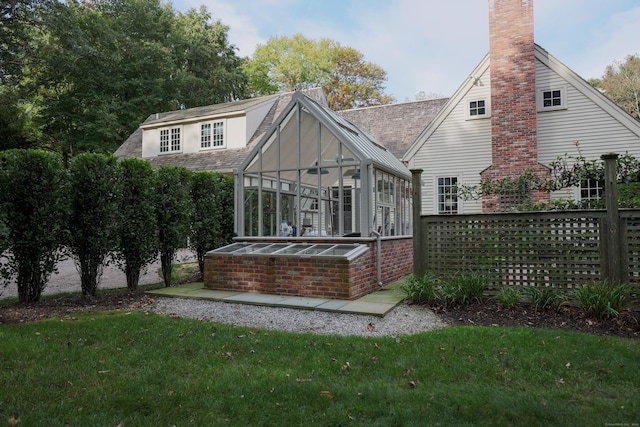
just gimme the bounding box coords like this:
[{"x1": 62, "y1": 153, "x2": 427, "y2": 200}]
[
  {"x1": 114, "y1": 89, "x2": 327, "y2": 173},
  {"x1": 338, "y1": 98, "x2": 448, "y2": 158}
]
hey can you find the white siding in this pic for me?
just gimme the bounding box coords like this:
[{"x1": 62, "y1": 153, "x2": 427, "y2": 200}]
[
  {"x1": 408, "y1": 49, "x2": 640, "y2": 214},
  {"x1": 141, "y1": 116, "x2": 247, "y2": 157},
  {"x1": 536, "y1": 60, "x2": 640, "y2": 166},
  {"x1": 535, "y1": 58, "x2": 640, "y2": 201},
  {"x1": 412, "y1": 67, "x2": 492, "y2": 214}
]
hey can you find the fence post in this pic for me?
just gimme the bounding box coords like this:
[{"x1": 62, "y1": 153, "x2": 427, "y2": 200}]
[
  {"x1": 411, "y1": 169, "x2": 425, "y2": 278},
  {"x1": 601, "y1": 153, "x2": 622, "y2": 283}
]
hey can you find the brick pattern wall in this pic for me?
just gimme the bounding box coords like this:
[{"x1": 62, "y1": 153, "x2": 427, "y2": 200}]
[
  {"x1": 482, "y1": 0, "x2": 550, "y2": 212},
  {"x1": 203, "y1": 237, "x2": 413, "y2": 300}
]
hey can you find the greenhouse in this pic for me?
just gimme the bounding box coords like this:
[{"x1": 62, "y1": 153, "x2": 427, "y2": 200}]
[
  {"x1": 235, "y1": 91, "x2": 413, "y2": 239},
  {"x1": 205, "y1": 92, "x2": 415, "y2": 300}
]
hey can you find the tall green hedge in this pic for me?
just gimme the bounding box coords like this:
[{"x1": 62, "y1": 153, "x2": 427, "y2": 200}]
[
  {"x1": 0, "y1": 150, "x2": 69, "y2": 303},
  {"x1": 155, "y1": 166, "x2": 193, "y2": 287},
  {"x1": 67, "y1": 153, "x2": 122, "y2": 296},
  {"x1": 190, "y1": 171, "x2": 235, "y2": 280},
  {"x1": 114, "y1": 159, "x2": 158, "y2": 290}
]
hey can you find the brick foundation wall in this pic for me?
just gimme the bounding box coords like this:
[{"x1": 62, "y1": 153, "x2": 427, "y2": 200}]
[{"x1": 203, "y1": 237, "x2": 413, "y2": 300}]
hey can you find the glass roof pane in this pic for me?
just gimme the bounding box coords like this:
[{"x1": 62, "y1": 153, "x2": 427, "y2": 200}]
[
  {"x1": 298, "y1": 244, "x2": 333, "y2": 255},
  {"x1": 211, "y1": 243, "x2": 251, "y2": 253},
  {"x1": 252, "y1": 244, "x2": 290, "y2": 254}
]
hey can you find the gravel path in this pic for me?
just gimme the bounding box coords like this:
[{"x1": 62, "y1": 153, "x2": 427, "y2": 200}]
[
  {"x1": 150, "y1": 298, "x2": 447, "y2": 337},
  {"x1": 0, "y1": 250, "x2": 196, "y2": 300},
  {"x1": 2, "y1": 249, "x2": 447, "y2": 337}
]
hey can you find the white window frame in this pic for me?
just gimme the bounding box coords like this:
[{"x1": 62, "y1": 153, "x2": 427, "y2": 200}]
[
  {"x1": 437, "y1": 176, "x2": 459, "y2": 214},
  {"x1": 537, "y1": 86, "x2": 567, "y2": 111},
  {"x1": 201, "y1": 120, "x2": 226, "y2": 150},
  {"x1": 159, "y1": 126, "x2": 182, "y2": 154},
  {"x1": 579, "y1": 178, "x2": 603, "y2": 202},
  {"x1": 467, "y1": 99, "x2": 490, "y2": 119}
]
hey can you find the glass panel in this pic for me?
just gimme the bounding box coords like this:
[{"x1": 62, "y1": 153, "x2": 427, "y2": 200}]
[
  {"x1": 275, "y1": 244, "x2": 313, "y2": 255},
  {"x1": 230, "y1": 244, "x2": 272, "y2": 254},
  {"x1": 299, "y1": 245, "x2": 333, "y2": 255},
  {"x1": 252, "y1": 244, "x2": 290, "y2": 254},
  {"x1": 211, "y1": 243, "x2": 252, "y2": 253},
  {"x1": 318, "y1": 245, "x2": 358, "y2": 256}
]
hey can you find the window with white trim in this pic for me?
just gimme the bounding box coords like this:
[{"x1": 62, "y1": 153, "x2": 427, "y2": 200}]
[
  {"x1": 580, "y1": 178, "x2": 603, "y2": 201},
  {"x1": 469, "y1": 100, "x2": 486, "y2": 117},
  {"x1": 437, "y1": 177, "x2": 458, "y2": 214},
  {"x1": 538, "y1": 87, "x2": 567, "y2": 111},
  {"x1": 160, "y1": 127, "x2": 181, "y2": 153},
  {"x1": 201, "y1": 121, "x2": 225, "y2": 149}
]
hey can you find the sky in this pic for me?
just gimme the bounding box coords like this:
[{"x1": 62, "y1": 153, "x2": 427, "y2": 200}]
[{"x1": 172, "y1": 0, "x2": 640, "y2": 103}]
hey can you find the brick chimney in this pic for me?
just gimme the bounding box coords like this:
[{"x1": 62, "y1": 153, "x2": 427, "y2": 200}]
[{"x1": 481, "y1": 0, "x2": 549, "y2": 212}]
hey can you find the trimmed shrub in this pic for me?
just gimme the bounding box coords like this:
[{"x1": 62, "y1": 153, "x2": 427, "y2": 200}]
[
  {"x1": 574, "y1": 281, "x2": 630, "y2": 320},
  {"x1": 0, "y1": 149, "x2": 69, "y2": 302},
  {"x1": 67, "y1": 153, "x2": 122, "y2": 296},
  {"x1": 155, "y1": 166, "x2": 193, "y2": 287},
  {"x1": 190, "y1": 171, "x2": 234, "y2": 280},
  {"x1": 114, "y1": 159, "x2": 158, "y2": 290}
]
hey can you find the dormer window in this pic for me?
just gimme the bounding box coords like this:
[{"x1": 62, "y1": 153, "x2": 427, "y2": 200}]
[
  {"x1": 160, "y1": 127, "x2": 181, "y2": 153},
  {"x1": 538, "y1": 87, "x2": 567, "y2": 111},
  {"x1": 468, "y1": 99, "x2": 489, "y2": 119},
  {"x1": 201, "y1": 121, "x2": 225, "y2": 149}
]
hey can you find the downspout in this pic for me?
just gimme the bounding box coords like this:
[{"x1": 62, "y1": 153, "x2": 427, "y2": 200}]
[{"x1": 370, "y1": 229, "x2": 382, "y2": 286}]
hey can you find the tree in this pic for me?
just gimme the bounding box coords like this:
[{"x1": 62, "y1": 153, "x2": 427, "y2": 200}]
[
  {"x1": 67, "y1": 153, "x2": 121, "y2": 296},
  {"x1": 113, "y1": 159, "x2": 158, "y2": 290},
  {"x1": 189, "y1": 171, "x2": 234, "y2": 280},
  {"x1": 155, "y1": 166, "x2": 193, "y2": 287},
  {"x1": 0, "y1": 0, "x2": 57, "y2": 151},
  {"x1": 0, "y1": 149, "x2": 68, "y2": 303},
  {"x1": 325, "y1": 46, "x2": 394, "y2": 110},
  {"x1": 599, "y1": 54, "x2": 640, "y2": 120},
  {"x1": 171, "y1": 7, "x2": 247, "y2": 108},
  {"x1": 23, "y1": 0, "x2": 247, "y2": 158},
  {"x1": 243, "y1": 34, "x2": 394, "y2": 110}
]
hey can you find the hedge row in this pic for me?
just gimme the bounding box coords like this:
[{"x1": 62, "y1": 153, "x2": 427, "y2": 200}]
[{"x1": 0, "y1": 150, "x2": 234, "y2": 303}]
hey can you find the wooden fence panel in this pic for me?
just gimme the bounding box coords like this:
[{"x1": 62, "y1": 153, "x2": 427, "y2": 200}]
[
  {"x1": 623, "y1": 211, "x2": 640, "y2": 286},
  {"x1": 422, "y1": 211, "x2": 621, "y2": 289}
]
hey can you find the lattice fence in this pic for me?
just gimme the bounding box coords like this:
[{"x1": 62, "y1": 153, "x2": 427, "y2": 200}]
[{"x1": 421, "y1": 210, "x2": 640, "y2": 289}]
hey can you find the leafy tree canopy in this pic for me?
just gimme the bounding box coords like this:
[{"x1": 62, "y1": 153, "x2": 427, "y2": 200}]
[
  {"x1": 243, "y1": 34, "x2": 394, "y2": 110},
  {"x1": 4, "y1": 0, "x2": 247, "y2": 158},
  {"x1": 601, "y1": 54, "x2": 640, "y2": 120}
]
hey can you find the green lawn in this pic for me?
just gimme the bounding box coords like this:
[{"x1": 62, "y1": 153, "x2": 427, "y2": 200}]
[{"x1": 1, "y1": 310, "x2": 638, "y2": 426}]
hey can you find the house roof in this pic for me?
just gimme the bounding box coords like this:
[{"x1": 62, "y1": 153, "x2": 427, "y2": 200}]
[
  {"x1": 114, "y1": 88, "x2": 327, "y2": 173},
  {"x1": 338, "y1": 98, "x2": 448, "y2": 158},
  {"x1": 240, "y1": 91, "x2": 412, "y2": 181},
  {"x1": 402, "y1": 44, "x2": 640, "y2": 162}
]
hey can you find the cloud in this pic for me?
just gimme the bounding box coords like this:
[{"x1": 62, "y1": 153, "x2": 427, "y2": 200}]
[{"x1": 174, "y1": 0, "x2": 640, "y2": 101}]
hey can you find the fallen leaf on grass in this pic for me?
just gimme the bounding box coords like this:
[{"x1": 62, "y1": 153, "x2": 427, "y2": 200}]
[
  {"x1": 407, "y1": 381, "x2": 416, "y2": 388},
  {"x1": 7, "y1": 416, "x2": 19, "y2": 426},
  {"x1": 598, "y1": 367, "x2": 609, "y2": 374},
  {"x1": 557, "y1": 378, "x2": 565, "y2": 384},
  {"x1": 320, "y1": 390, "x2": 333, "y2": 399},
  {"x1": 167, "y1": 389, "x2": 174, "y2": 396},
  {"x1": 498, "y1": 348, "x2": 508, "y2": 355}
]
